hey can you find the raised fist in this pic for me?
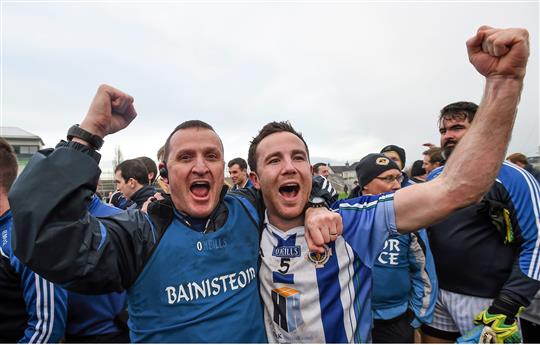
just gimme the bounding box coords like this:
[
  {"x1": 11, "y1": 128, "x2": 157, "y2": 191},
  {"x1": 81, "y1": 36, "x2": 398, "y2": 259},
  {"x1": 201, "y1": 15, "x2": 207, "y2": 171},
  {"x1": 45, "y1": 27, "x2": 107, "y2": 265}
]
[
  {"x1": 80, "y1": 84, "x2": 137, "y2": 138},
  {"x1": 467, "y1": 26, "x2": 529, "y2": 80}
]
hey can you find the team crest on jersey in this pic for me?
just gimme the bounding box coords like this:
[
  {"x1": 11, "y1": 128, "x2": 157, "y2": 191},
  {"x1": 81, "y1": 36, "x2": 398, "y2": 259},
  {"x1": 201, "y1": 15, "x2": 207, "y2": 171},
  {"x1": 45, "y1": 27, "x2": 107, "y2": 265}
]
[
  {"x1": 272, "y1": 245, "x2": 301, "y2": 258},
  {"x1": 306, "y1": 245, "x2": 332, "y2": 268}
]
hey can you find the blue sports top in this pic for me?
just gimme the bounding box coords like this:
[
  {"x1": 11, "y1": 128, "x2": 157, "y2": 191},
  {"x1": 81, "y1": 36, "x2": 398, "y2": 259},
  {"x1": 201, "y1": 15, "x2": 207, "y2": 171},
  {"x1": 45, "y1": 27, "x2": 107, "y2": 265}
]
[
  {"x1": 427, "y1": 162, "x2": 540, "y2": 302},
  {"x1": 259, "y1": 193, "x2": 396, "y2": 343},
  {"x1": 0, "y1": 210, "x2": 67, "y2": 343},
  {"x1": 128, "y1": 195, "x2": 267, "y2": 343},
  {"x1": 371, "y1": 229, "x2": 437, "y2": 328}
]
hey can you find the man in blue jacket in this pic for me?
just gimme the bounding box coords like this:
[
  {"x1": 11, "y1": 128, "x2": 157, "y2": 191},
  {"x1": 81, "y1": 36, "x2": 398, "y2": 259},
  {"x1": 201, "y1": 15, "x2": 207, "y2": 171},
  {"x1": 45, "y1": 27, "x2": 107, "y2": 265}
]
[
  {"x1": 8, "y1": 96, "x2": 337, "y2": 342},
  {"x1": 0, "y1": 137, "x2": 67, "y2": 343},
  {"x1": 355, "y1": 153, "x2": 437, "y2": 343}
]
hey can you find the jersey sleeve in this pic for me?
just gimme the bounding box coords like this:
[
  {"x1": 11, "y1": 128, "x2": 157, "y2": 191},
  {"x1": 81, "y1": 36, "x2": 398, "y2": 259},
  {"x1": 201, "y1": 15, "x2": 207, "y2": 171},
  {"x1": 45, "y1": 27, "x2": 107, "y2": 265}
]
[
  {"x1": 498, "y1": 162, "x2": 540, "y2": 281},
  {"x1": 407, "y1": 229, "x2": 438, "y2": 328},
  {"x1": 333, "y1": 193, "x2": 397, "y2": 268},
  {"x1": 426, "y1": 165, "x2": 444, "y2": 181},
  {"x1": 8, "y1": 141, "x2": 158, "y2": 293},
  {"x1": 13, "y1": 261, "x2": 68, "y2": 343}
]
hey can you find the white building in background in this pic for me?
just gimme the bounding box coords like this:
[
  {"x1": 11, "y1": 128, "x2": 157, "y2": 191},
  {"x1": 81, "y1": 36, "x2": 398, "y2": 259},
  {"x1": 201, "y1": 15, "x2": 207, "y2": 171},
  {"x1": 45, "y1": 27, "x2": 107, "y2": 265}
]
[{"x1": 0, "y1": 126, "x2": 44, "y2": 173}]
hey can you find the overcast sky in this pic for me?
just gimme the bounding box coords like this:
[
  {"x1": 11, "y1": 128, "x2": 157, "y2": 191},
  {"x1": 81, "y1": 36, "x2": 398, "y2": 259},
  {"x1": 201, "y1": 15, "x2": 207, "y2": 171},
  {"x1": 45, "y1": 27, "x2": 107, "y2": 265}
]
[{"x1": 1, "y1": 1, "x2": 538, "y2": 173}]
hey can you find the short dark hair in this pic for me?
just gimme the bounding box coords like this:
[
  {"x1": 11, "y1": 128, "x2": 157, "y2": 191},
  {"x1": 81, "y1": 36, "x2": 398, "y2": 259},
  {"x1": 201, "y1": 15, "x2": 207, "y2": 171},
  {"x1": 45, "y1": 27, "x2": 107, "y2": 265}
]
[
  {"x1": 115, "y1": 159, "x2": 149, "y2": 185},
  {"x1": 228, "y1": 157, "x2": 248, "y2": 170},
  {"x1": 163, "y1": 120, "x2": 221, "y2": 164},
  {"x1": 248, "y1": 121, "x2": 309, "y2": 173},
  {"x1": 506, "y1": 152, "x2": 528, "y2": 166},
  {"x1": 410, "y1": 160, "x2": 426, "y2": 177},
  {"x1": 313, "y1": 162, "x2": 327, "y2": 174},
  {"x1": 422, "y1": 147, "x2": 444, "y2": 164},
  {"x1": 0, "y1": 138, "x2": 17, "y2": 193},
  {"x1": 136, "y1": 156, "x2": 158, "y2": 183},
  {"x1": 438, "y1": 101, "x2": 478, "y2": 128}
]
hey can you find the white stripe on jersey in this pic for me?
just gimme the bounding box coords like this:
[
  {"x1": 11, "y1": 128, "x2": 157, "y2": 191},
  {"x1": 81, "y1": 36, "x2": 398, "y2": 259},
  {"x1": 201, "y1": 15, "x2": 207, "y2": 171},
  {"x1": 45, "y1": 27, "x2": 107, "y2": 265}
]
[
  {"x1": 38, "y1": 277, "x2": 49, "y2": 343},
  {"x1": 504, "y1": 162, "x2": 540, "y2": 279},
  {"x1": 260, "y1": 221, "x2": 363, "y2": 343},
  {"x1": 29, "y1": 275, "x2": 43, "y2": 343},
  {"x1": 409, "y1": 233, "x2": 432, "y2": 318},
  {"x1": 336, "y1": 237, "x2": 357, "y2": 342},
  {"x1": 260, "y1": 224, "x2": 326, "y2": 343},
  {"x1": 29, "y1": 276, "x2": 54, "y2": 343},
  {"x1": 43, "y1": 282, "x2": 55, "y2": 343}
]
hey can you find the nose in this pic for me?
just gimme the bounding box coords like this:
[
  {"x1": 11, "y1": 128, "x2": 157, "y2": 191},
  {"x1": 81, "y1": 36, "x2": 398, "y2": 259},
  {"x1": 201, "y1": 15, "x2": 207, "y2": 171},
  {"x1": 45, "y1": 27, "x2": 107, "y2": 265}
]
[
  {"x1": 391, "y1": 179, "x2": 401, "y2": 190},
  {"x1": 282, "y1": 157, "x2": 296, "y2": 174},
  {"x1": 441, "y1": 131, "x2": 454, "y2": 146},
  {"x1": 192, "y1": 156, "x2": 209, "y2": 175}
]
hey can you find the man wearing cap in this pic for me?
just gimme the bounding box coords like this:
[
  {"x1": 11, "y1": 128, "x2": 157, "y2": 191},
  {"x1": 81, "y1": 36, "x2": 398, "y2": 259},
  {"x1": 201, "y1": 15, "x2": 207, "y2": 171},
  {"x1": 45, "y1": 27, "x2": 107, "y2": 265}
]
[
  {"x1": 355, "y1": 153, "x2": 437, "y2": 343},
  {"x1": 380, "y1": 144, "x2": 411, "y2": 187}
]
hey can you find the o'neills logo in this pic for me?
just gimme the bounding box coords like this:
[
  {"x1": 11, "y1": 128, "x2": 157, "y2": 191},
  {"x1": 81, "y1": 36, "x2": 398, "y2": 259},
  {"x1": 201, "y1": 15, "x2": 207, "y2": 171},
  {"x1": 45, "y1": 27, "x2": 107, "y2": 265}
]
[
  {"x1": 272, "y1": 245, "x2": 301, "y2": 258},
  {"x1": 165, "y1": 267, "x2": 256, "y2": 304},
  {"x1": 306, "y1": 245, "x2": 332, "y2": 268}
]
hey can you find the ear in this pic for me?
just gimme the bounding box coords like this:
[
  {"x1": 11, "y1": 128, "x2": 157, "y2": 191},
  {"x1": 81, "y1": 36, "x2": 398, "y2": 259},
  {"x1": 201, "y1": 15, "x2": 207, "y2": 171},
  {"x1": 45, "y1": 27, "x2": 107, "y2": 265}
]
[
  {"x1": 249, "y1": 171, "x2": 261, "y2": 189},
  {"x1": 361, "y1": 185, "x2": 369, "y2": 195}
]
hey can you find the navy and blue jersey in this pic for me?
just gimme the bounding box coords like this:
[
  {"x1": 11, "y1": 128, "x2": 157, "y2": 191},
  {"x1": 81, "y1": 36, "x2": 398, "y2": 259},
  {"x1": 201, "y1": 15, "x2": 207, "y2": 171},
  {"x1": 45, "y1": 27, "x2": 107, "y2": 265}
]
[
  {"x1": 0, "y1": 210, "x2": 67, "y2": 343},
  {"x1": 427, "y1": 162, "x2": 540, "y2": 302}
]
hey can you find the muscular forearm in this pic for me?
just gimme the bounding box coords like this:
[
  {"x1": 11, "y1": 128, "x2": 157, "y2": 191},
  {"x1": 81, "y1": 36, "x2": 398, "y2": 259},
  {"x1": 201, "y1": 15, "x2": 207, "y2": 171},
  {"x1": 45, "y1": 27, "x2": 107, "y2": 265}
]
[{"x1": 442, "y1": 77, "x2": 523, "y2": 207}]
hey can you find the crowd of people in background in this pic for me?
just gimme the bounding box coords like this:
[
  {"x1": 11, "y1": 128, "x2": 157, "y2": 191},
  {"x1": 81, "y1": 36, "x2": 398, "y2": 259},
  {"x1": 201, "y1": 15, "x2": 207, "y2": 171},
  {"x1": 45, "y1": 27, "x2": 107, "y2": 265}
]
[{"x1": 1, "y1": 26, "x2": 539, "y2": 344}]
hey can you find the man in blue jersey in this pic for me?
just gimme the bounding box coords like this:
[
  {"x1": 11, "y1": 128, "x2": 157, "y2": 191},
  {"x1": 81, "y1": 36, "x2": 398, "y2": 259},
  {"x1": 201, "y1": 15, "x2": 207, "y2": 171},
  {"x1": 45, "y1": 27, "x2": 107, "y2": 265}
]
[
  {"x1": 8, "y1": 92, "x2": 338, "y2": 341},
  {"x1": 247, "y1": 26, "x2": 533, "y2": 343},
  {"x1": 356, "y1": 153, "x2": 437, "y2": 343},
  {"x1": 0, "y1": 138, "x2": 67, "y2": 343},
  {"x1": 420, "y1": 101, "x2": 540, "y2": 344}
]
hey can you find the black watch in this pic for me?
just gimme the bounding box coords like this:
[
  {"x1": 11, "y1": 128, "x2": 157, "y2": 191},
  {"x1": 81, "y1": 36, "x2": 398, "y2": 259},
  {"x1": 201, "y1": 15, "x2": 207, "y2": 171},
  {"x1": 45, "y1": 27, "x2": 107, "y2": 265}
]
[
  {"x1": 305, "y1": 196, "x2": 328, "y2": 210},
  {"x1": 67, "y1": 124, "x2": 104, "y2": 150}
]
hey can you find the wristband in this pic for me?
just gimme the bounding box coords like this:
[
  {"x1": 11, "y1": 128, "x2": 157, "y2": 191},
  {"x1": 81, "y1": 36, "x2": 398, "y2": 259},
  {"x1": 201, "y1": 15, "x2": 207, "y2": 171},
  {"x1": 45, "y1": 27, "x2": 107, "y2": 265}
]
[{"x1": 67, "y1": 124, "x2": 104, "y2": 150}]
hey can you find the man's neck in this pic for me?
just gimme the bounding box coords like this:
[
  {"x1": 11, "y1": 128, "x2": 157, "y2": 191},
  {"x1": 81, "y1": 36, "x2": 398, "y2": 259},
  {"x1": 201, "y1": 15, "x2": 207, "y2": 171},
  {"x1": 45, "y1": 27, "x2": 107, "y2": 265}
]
[
  {"x1": 267, "y1": 212, "x2": 304, "y2": 233},
  {"x1": 0, "y1": 194, "x2": 10, "y2": 216}
]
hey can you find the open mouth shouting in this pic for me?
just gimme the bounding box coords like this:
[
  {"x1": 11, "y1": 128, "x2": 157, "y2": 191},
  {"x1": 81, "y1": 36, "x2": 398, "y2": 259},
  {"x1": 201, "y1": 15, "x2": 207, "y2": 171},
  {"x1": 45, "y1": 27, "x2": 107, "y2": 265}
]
[
  {"x1": 190, "y1": 181, "x2": 211, "y2": 199},
  {"x1": 279, "y1": 182, "x2": 300, "y2": 201}
]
